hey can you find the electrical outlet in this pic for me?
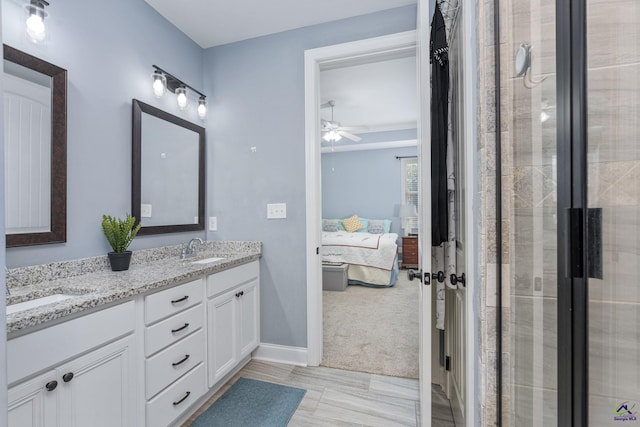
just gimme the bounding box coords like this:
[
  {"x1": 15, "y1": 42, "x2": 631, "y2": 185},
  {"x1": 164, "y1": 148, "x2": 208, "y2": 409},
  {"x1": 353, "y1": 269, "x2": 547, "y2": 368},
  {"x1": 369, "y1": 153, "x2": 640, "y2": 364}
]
[
  {"x1": 209, "y1": 216, "x2": 217, "y2": 231},
  {"x1": 141, "y1": 204, "x2": 152, "y2": 218},
  {"x1": 267, "y1": 203, "x2": 287, "y2": 219}
]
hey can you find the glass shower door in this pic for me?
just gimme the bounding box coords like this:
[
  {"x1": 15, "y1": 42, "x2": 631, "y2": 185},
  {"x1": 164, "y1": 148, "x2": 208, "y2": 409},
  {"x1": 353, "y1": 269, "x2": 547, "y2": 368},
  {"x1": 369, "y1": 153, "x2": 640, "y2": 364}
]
[
  {"x1": 586, "y1": 1, "x2": 640, "y2": 425},
  {"x1": 501, "y1": 0, "x2": 558, "y2": 424}
]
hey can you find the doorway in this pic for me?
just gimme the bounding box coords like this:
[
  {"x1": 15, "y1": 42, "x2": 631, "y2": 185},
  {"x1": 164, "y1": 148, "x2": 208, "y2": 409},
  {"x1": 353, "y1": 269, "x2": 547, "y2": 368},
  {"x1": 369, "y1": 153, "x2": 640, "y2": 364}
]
[{"x1": 318, "y1": 47, "x2": 419, "y2": 379}]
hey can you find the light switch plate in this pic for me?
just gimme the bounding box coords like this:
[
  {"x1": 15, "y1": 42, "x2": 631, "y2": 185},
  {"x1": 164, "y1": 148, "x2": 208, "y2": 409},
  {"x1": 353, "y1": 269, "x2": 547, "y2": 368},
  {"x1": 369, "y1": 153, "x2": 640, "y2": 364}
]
[
  {"x1": 267, "y1": 203, "x2": 287, "y2": 219},
  {"x1": 209, "y1": 216, "x2": 217, "y2": 231}
]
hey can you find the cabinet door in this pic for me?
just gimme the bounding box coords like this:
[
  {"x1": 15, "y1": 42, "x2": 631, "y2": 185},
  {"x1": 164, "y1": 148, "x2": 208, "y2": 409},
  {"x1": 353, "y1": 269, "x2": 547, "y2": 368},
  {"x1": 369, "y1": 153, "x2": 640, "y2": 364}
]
[
  {"x1": 207, "y1": 291, "x2": 237, "y2": 387},
  {"x1": 58, "y1": 335, "x2": 134, "y2": 427},
  {"x1": 238, "y1": 279, "x2": 260, "y2": 360},
  {"x1": 8, "y1": 370, "x2": 58, "y2": 427}
]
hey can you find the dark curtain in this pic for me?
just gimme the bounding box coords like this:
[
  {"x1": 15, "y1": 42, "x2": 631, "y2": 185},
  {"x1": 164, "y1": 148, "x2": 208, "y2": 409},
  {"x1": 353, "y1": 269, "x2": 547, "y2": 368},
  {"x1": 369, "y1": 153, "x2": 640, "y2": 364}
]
[{"x1": 430, "y1": 6, "x2": 449, "y2": 246}]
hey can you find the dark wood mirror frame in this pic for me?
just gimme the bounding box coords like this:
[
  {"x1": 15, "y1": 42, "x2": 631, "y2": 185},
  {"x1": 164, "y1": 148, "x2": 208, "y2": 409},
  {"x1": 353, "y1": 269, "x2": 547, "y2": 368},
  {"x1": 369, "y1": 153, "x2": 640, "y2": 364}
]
[
  {"x1": 4, "y1": 44, "x2": 67, "y2": 247},
  {"x1": 132, "y1": 99, "x2": 205, "y2": 235}
]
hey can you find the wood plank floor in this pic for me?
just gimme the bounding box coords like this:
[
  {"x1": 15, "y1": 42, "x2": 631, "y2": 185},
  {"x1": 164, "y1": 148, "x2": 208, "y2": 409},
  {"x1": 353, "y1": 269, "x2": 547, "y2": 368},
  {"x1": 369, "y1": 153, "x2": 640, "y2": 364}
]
[{"x1": 183, "y1": 359, "x2": 455, "y2": 426}]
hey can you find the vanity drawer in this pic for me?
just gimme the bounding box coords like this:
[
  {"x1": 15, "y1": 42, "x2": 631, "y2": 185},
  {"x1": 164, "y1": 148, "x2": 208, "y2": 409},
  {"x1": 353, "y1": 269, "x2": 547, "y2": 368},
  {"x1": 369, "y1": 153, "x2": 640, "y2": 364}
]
[
  {"x1": 207, "y1": 260, "x2": 259, "y2": 298},
  {"x1": 145, "y1": 279, "x2": 203, "y2": 325},
  {"x1": 146, "y1": 363, "x2": 206, "y2": 427},
  {"x1": 145, "y1": 304, "x2": 204, "y2": 357},
  {"x1": 145, "y1": 329, "x2": 205, "y2": 399}
]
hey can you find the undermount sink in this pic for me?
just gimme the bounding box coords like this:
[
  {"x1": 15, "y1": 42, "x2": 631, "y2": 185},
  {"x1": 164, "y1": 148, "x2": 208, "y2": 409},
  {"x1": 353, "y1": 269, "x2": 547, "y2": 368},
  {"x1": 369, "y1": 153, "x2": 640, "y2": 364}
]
[
  {"x1": 191, "y1": 257, "x2": 225, "y2": 265},
  {"x1": 7, "y1": 294, "x2": 75, "y2": 315}
]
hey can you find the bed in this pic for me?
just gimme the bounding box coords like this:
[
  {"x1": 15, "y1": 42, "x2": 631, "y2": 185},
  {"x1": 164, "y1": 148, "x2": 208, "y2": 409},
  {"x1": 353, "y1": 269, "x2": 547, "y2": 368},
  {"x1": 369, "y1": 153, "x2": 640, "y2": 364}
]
[{"x1": 321, "y1": 216, "x2": 399, "y2": 287}]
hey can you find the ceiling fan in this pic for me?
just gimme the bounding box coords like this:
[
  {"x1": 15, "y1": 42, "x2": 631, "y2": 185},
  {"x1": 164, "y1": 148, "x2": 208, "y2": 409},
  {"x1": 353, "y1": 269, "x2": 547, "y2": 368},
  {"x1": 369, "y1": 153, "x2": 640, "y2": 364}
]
[{"x1": 320, "y1": 100, "x2": 364, "y2": 142}]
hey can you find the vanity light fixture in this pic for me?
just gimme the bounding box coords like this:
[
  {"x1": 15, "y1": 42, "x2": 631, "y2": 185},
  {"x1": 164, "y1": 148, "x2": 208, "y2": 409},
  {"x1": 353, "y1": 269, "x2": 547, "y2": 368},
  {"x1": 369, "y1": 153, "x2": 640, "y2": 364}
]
[
  {"x1": 151, "y1": 65, "x2": 207, "y2": 118},
  {"x1": 25, "y1": 0, "x2": 49, "y2": 44}
]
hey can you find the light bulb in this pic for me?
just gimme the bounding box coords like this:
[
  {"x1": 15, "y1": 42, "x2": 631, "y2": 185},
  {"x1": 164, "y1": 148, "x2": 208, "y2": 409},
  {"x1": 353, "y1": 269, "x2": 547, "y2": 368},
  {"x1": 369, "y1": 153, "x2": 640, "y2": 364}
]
[
  {"x1": 176, "y1": 87, "x2": 188, "y2": 110},
  {"x1": 151, "y1": 72, "x2": 166, "y2": 98},
  {"x1": 26, "y1": 5, "x2": 46, "y2": 44},
  {"x1": 197, "y1": 97, "x2": 207, "y2": 120}
]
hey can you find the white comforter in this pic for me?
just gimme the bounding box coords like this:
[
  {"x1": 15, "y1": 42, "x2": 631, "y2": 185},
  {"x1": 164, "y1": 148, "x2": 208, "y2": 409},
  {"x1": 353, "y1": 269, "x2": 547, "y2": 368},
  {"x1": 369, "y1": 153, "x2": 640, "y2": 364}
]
[{"x1": 321, "y1": 232, "x2": 398, "y2": 271}]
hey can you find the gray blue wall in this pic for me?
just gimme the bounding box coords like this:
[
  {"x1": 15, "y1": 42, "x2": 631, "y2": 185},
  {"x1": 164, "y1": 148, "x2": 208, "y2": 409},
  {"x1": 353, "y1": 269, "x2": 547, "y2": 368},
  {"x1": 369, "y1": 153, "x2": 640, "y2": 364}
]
[
  {"x1": 203, "y1": 6, "x2": 416, "y2": 347},
  {"x1": 322, "y1": 145, "x2": 417, "y2": 236},
  {"x1": 2, "y1": 0, "x2": 206, "y2": 267}
]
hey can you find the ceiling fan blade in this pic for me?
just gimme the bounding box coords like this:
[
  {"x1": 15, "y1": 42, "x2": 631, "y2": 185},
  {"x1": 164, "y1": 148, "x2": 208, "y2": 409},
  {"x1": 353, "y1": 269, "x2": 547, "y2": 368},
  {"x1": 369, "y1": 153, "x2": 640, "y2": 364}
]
[{"x1": 338, "y1": 131, "x2": 362, "y2": 142}]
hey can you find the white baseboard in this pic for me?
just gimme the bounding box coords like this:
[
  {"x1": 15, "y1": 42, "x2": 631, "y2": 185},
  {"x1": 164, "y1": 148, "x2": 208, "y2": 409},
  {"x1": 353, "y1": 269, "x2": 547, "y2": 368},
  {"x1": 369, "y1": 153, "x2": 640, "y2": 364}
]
[{"x1": 252, "y1": 343, "x2": 308, "y2": 367}]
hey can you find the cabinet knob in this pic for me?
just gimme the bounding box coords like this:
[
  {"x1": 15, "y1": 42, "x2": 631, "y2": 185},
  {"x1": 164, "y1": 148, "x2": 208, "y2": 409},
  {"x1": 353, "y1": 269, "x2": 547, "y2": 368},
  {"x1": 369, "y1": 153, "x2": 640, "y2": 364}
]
[
  {"x1": 62, "y1": 372, "x2": 74, "y2": 382},
  {"x1": 45, "y1": 380, "x2": 58, "y2": 391}
]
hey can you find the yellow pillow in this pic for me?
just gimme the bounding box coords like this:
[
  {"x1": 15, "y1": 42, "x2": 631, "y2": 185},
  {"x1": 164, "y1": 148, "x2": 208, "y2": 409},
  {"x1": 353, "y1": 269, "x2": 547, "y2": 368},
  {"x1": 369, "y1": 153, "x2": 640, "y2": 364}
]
[{"x1": 342, "y1": 214, "x2": 364, "y2": 233}]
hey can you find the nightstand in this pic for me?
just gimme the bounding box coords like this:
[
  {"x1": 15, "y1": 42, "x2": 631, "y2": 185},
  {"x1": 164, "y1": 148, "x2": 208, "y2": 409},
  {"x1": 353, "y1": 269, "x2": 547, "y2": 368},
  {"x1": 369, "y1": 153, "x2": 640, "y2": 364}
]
[{"x1": 402, "y1": 236, "x2": 419, "y2": 269}]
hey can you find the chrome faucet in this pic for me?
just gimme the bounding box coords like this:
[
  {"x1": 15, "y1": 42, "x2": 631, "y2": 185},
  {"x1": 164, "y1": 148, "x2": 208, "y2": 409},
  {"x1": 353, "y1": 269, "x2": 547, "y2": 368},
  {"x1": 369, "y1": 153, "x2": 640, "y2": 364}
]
[{"x1": 180, "y1": 238, "x2": 204, "y2": 260}]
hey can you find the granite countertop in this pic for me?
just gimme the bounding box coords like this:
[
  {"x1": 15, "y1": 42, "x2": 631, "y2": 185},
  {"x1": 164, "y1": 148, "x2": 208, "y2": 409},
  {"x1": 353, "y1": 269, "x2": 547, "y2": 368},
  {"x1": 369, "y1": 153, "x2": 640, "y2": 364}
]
[{"x1": 6, "y1": 242, "x2": 261, "y2": 335}]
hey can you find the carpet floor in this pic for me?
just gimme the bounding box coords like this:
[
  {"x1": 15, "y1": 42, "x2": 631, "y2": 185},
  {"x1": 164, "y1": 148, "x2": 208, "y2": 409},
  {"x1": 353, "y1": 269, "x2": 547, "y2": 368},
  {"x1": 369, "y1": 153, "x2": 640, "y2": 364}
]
[{"x1": 322, "y1": 271, "x2": 419, "y2": 379}]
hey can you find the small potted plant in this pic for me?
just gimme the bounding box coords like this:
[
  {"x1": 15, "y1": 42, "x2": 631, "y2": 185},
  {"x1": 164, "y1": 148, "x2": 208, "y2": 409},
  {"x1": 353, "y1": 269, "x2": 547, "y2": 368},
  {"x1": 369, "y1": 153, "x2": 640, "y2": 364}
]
[{"x1": 102, "y1": 213, "x2": 141, "y2": 271}]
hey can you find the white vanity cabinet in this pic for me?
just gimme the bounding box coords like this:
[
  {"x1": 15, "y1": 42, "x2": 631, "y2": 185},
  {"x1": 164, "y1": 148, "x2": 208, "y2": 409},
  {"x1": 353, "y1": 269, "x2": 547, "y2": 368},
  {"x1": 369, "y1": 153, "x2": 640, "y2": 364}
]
[
  {"x1": 143, "y1": 278, "x2": 206, "y2": 427},
  {"x1": 206, "y1": 260, "x2": 260, "y2": 387},
  {"x1": 7, "y1": 301, "x2": 136, "y2": 427}
]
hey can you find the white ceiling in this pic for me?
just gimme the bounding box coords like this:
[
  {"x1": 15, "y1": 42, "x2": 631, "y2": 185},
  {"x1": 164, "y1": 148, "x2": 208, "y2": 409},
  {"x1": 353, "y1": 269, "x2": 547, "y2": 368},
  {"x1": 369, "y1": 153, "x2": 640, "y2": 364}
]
[
  {"x1": 145, "y1": 0, "x2": 416, "y2": 48},
  {"x1": 320, "y1": 55, "x2": 417, "y2": 134}
]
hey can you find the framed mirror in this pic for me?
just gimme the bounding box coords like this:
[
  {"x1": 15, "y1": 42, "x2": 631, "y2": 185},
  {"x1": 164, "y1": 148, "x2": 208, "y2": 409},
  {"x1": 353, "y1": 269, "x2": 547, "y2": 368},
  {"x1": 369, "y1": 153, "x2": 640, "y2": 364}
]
[
  {"x1": 132, "y1": 99, "x2": 205, "y2": 235},
  {"x1": 3, "y1": 44, "x2": 67, "y2": 247}
]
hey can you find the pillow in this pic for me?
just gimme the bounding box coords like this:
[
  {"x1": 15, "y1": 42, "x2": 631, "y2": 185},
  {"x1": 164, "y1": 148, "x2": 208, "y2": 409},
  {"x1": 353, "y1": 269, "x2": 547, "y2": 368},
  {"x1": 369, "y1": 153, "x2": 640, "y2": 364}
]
[
  {"x1": 383, "y1": 219, "x2": 392, "y2": 233},
  {"x1": 368, "y1": 220, "x2": 385, "y2": 234},
  {"x1": 342, "y1": 214, "x2": 364, "y2": 233},
  {"x1": 355, "y1": 218, "x2": 369, "y2": 232},
  {"x1": 322, "y1": 219, "x2": 341, "y2": 232}
]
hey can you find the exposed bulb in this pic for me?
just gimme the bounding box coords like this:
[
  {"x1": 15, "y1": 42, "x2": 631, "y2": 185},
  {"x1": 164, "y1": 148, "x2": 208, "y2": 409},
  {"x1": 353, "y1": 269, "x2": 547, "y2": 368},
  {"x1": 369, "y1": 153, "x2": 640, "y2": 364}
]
[
  {"x1": 197, "y1": 97, "x2": 207, "y2": 120},
  {"x1": 152, "y1": 72, "x2": 166, "y2": 98},
  {"x1": 26, "y1": 11, "x2": 45, "y2": 43},
  {"x1": 176, "y1": 87, "x2": 188, "y2": 110}
]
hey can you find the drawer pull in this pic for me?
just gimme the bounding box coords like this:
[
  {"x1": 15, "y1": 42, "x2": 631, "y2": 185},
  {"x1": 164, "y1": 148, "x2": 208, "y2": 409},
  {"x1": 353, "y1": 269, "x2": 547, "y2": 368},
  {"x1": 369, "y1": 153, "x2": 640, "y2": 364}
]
[
  {"x1": 171, "y1": 295, "x2": 189, "y2": 304},
  {"x1": 235, "y1": 291, "x2": 244, "y2": 298},
  {"x1": 172, "y1": 354, "x2": 190, "y2": 367},
  {"x1": 45, "y1": 381, "x2": 58, "y2": 391},
  {"x1": 62, "y1": 372, "x2": 74, "y2": 383},
  {"x1": 172, "y1": 391, "x2": 191, "y2": 406},
  {"x1": 171, "y1": 323, "x2": 190, "y2": 334}
]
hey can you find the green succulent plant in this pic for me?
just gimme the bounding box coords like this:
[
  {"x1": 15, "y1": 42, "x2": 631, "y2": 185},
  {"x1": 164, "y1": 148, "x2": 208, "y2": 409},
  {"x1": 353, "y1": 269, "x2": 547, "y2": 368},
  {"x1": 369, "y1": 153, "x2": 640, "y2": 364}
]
[{"x1": 101, "y1": 214, "x2": 141, "y2": 253}]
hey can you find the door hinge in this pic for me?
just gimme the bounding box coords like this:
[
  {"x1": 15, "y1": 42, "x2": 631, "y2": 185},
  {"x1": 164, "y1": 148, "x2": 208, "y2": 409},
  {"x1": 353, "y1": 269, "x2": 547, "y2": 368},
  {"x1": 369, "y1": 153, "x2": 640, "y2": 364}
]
[
  {"x1": 316, "y1": 247, "x2": 319, "y2": 255},
  {"x1": 445, "y1": 356, "x2": 451, "y2": 371}
]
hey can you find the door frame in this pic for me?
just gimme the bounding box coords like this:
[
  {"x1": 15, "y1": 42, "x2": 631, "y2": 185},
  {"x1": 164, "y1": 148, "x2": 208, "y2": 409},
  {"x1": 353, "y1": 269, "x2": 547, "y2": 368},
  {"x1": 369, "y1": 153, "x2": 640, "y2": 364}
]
[{"x1": 304, "y1": 30, "x2": 418, "y2": 366}]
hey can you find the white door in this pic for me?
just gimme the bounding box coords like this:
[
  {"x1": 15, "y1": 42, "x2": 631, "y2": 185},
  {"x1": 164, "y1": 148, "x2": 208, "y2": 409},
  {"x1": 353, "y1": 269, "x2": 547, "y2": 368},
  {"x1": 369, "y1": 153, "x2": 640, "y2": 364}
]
[
  {"x1": 417, "y1": 0, "x2": 433, "y2": 425},
  {"x1": 237, "y1": 279, "x2": 260, "y2": 359},
  {"x1": 207, "y1": 291, "x2": 238, "y2": 385},
  {"x1": 58, "y1": 336, "x2": 133, "y2": 427},
  {"x1": 8, "y1": 370, "x2": 58, "y2": 427},
  {"x1": 444, "y1": 12, "x2": 467, "y2": 425}
]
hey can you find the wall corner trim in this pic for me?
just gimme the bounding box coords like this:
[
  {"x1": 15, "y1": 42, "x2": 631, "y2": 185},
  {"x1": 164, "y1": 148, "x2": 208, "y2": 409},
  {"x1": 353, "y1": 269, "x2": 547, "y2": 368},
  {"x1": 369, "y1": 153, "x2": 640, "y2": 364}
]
[{"x1": 252, "y1": 343, "x2": 308, "y2": 367}]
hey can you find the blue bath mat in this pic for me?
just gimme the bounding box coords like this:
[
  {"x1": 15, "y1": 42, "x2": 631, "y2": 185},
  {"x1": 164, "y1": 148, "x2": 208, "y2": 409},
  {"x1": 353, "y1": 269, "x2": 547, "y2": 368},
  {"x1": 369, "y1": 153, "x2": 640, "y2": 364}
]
[{"x1": 190, "y1": 377, "x2": 306, "y2": 427}]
